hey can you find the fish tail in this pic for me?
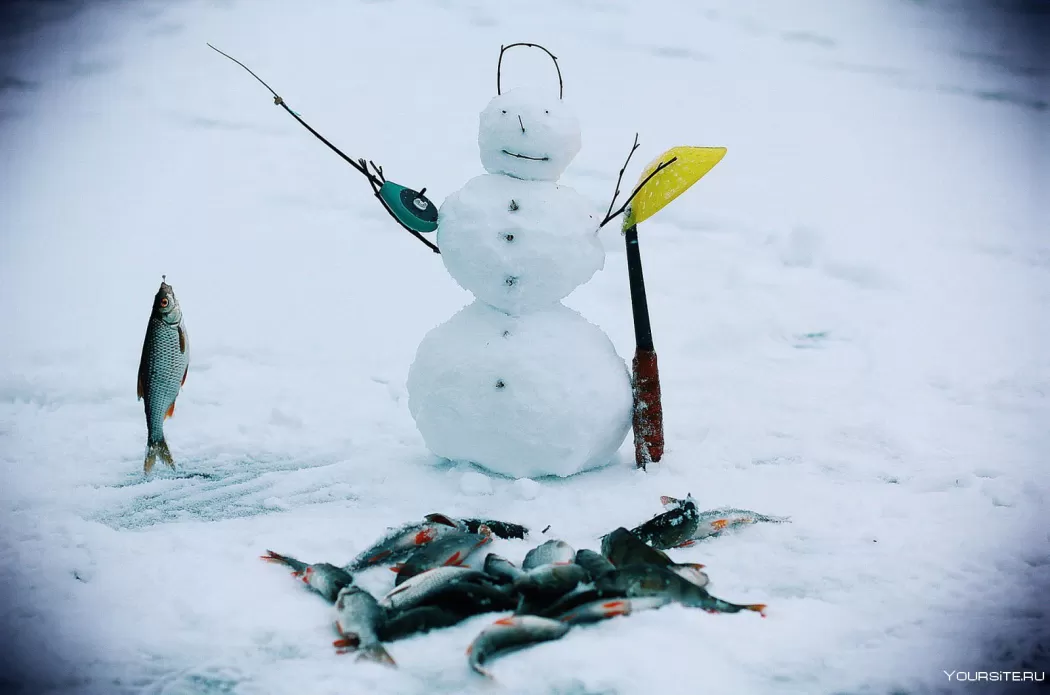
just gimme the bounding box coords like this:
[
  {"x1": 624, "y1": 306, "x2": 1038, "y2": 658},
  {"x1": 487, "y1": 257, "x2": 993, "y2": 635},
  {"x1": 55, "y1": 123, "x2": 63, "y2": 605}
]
[
  {"x1": 144, "y1": 438, "x2": 175, "y2": 473},
  {"x1": 357, "y1": 642, "x2": 396, "y2": 667},
  {"x1": 746, "y1": 603, "x2": 768, "y2": 617},
  {"x1": 260, "y1": 550, "x2": 308, "y2": 573}
]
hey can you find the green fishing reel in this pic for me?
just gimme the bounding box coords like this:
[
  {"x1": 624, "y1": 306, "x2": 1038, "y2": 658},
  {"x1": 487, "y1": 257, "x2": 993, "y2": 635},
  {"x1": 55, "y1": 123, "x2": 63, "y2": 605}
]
[{"x1": 378, "y1": 181, "x2": 438, "y2": 234}]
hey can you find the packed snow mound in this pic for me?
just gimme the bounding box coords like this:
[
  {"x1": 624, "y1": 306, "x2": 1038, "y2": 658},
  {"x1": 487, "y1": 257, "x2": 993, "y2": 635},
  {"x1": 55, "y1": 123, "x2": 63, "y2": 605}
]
[
  {"x1": 437, "y1": 174, "x2": 604, "y2": 315},
  {"x1": 406, "y1": 300, "x2": 632, "y2": 478},
  {"x1": 478, "y1": 87, "x2": 582, "y2": 181}
]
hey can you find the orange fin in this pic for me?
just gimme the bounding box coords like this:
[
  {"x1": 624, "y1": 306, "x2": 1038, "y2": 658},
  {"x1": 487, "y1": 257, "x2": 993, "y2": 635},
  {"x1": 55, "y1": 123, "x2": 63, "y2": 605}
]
[
  {"x1": 711, "y1": 519, "x2": 729, "y2": 531},
  {"x1": 181, "y1": 366, "x2": 188, "y2": 386},
  {"x1": 748, "y1": 604, "x2": 768, "y2": 618},
  {"x1": 178, "y1": 324, "x2": 188, "y2": 354},
  {"x1": 675, "y1": 540, "x2": 696, "y2": 548},
  {"x1": 165, "y1": 401, "x2": 175, "y2": 419}
]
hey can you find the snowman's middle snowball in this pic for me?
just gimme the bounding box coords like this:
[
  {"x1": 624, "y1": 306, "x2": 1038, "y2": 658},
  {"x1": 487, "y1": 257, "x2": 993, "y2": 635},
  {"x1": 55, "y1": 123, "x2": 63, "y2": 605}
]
[{"x1": 437, "y1": 174, "x2": 603, "y2": 316}]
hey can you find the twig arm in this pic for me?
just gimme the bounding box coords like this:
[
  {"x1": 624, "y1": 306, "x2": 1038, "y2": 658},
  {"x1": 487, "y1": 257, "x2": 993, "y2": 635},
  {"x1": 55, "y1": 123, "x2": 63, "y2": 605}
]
[{"x1": 598, "y1": 156, "x2": 678, "y2": 229}]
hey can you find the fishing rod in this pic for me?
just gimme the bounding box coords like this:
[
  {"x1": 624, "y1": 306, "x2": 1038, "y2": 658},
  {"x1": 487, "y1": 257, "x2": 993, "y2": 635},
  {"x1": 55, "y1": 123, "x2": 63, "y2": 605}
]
[
  {"x1": 610, "y1": 144, "x2": 728, "y2": 468},
  {"x1": 207, "y1": 43, "x2": 440, "y2": 254}
]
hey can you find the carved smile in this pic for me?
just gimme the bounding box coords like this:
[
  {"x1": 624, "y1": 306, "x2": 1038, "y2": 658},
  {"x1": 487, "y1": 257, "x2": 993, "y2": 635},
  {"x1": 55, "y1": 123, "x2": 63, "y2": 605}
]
[{"x1": 502, "y1": 150, "x2": 550, "y2": 161}]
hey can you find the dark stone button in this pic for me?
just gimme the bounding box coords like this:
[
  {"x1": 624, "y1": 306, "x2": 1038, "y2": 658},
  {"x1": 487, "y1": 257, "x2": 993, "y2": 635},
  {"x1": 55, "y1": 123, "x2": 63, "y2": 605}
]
[
  {"x1": 509, "y1": 200, "x2": 519, "y2": 211},
  {"x1": 495, "y1": 379, "x2": 506, "y2": 390},
  {"x1": 505, "y1": 276, "x2": 518, "y2": 287}
]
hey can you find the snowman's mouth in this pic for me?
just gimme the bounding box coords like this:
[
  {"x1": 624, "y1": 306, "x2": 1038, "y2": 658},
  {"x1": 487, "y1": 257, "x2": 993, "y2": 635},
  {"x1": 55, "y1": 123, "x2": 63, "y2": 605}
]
[{"x1": 502, "y1": 150, "x2": 549, "y2": 162}]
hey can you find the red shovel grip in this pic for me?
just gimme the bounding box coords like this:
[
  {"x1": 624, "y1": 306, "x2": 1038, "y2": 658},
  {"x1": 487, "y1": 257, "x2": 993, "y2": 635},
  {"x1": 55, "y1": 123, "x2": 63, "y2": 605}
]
[{"x1": 632, "y1": 348, "x2": 664, "y2": 467}]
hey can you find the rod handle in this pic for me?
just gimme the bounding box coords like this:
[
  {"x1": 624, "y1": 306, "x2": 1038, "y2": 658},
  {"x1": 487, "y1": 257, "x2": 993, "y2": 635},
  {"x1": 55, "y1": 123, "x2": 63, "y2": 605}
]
[{"x1": 632, "y1": 348, "x2": 664, "y2": 468}]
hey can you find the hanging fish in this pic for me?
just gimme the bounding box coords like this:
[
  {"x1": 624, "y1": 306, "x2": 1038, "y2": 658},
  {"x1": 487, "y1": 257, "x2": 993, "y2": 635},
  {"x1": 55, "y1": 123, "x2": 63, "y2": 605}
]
[{"x1": 137, "y1": 278, "x2": 189, "y2": 473}]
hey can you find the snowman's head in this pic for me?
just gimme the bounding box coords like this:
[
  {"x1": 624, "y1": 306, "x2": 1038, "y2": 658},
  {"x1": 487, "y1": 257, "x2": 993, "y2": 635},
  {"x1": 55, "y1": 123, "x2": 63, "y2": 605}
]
[
  {"x1": 478, "y1": 88, "x2": 581, "y2": 182},
  {"x1": 477, "y1": 43, "x2": 580, "y2": 182}
]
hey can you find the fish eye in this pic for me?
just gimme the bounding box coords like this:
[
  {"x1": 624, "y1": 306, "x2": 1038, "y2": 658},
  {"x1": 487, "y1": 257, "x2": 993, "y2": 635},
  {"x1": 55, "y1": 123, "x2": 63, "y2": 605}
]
[{"x1": 160, "y1": 297, "x2": 169, "y2": 308}]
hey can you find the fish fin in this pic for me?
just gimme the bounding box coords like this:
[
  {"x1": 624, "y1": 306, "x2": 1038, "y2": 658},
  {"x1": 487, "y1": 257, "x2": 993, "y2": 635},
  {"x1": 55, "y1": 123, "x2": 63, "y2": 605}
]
[
  {"x1": 747, "y1": 604, "x2": 767, "y2": 618},
  {"x1": 357, "y1": 643, "x2": 396, "y2": 667},
  {"x1": 136, "y1": 327, "x2": 150, "y2": 400},
  {"x1": 711, "y1": 519, "x2": 729, "y2": 531},
  {"x1": 148, "y1": 438, "x2": 175, "y2": 472},
  {"x1": 493, "y1": 617, "x2": 518, "y2": 626},
  {"x1": 660, "y1": 495, "x2": 680, "y2": 508},
  {"x1": 443, "y1": 552, "x2": 464, "y2": 566},
  {"x1": 388, "y1": 563, "x2": 405, "y2": 572},
  {"x1": 683, "y1": 562, "x2": 705, "y2": 569},
  {"x1": 366, "y1": 550, "x2": 392, "y2": 565},
  {"x1": 178, "y1": 324, "x2": 188, "y2": 354},
  {"x1": 260, "y1": 550, "x2": 286, "y2": 564},
  {"x1": 143, "y1": 439, "x2": 174, "y2": 473},
  {"x1": 332, "y1": 637, "x2": 357, "y2": 650},
  {"x1": 674, "y1": 540, "x2": 696, "y2": 548},
  {"x1": 413, "y1": 528, "x2": 437, "y2": 545},
  {"x1": 165, "y1": 402, "x2": 175, "y2": 419},
  {"x1": 181, "y1": 365, "x2": 188, "y2": 387},
  {"x1": 424, "y1": 513, "x2": 460, "y2": 528},
  {"x1": 469, "y1": 660, "x2": 494, "y2": 678}
]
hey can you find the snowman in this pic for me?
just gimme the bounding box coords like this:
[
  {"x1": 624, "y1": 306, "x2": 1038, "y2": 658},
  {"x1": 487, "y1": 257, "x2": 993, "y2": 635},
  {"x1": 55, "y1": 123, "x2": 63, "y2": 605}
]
[
  {"x1": 211, "y1": 42, "x2": 649, "y2": 479},
  {"x1": 404, "y1": 45, "x2": 633, "y2": 479}
]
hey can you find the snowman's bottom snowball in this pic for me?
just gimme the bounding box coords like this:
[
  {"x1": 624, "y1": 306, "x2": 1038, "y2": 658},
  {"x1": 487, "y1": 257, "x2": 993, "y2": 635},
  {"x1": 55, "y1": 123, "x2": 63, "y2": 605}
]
[{"x1": 407, "y1": 300, "x2": 632, "y2": 479}]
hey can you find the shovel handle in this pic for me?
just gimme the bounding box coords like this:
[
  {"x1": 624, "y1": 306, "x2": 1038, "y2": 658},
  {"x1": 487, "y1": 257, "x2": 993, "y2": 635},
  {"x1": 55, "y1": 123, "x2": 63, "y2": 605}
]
[{"x1": 632, "y1": 348, "x2": 664, "y2": 468}]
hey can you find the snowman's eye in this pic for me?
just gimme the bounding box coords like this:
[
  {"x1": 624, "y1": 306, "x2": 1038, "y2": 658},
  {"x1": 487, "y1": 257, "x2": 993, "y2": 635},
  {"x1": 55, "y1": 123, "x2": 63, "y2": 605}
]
[
  {"x1": 501, "y1": 110, "x2": 507, "y2": 114},
  {"x1": 545, "y1": 110, "x2": 549, "y2": 114}
]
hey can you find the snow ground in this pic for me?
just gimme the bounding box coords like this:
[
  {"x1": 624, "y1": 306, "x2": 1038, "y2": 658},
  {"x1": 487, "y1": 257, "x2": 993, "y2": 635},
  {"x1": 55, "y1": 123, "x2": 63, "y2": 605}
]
[{"x1": 0, "y1": 0, "x2": 1047, "y2": 693}]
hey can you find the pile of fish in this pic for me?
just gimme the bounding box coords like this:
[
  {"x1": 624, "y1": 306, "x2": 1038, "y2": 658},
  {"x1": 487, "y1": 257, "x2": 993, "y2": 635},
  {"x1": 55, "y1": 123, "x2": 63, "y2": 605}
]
[{"x1": 262, "y1": 495, "x2": 788, "y2": 677}]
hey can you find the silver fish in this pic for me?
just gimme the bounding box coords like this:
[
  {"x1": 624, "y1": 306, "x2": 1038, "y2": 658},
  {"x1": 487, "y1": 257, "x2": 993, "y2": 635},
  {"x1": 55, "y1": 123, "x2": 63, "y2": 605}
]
[
  {"x1": 137, "y1": 278, "x2": 189, "y2": 473},
  {"x1": 483, "y1": 553, "x2": 526, "y2": 583},
  {"x1": 574, "y1": 549, "x2": 615, "y2": 581},
  {"x1": 661, "y1": 497, "x2": 790, "y2": 543},
  {"x1": 332, "y1": 586, "x2": 395, "y2": 665},
  {"x1": 393, "y1": 527, "x2": 493, "y2": 585},
  {"x1": 596, "y1": 565, "x2": 766, "y2": 616},
  {"x1": 345, "y1": 513, "x2": 461, "y2": 571},
  {"x1": 261, "y1": 550, "x2": 354, "y2": 603},
  {"x1": 556, "y1": 596, "x2": 671, "y2": 625},
  {"x1": 466, "y1": 615, "x2": 571, "y2": 678},
  {"x1": 522, "y1": 539, "x2": 575, "y2": 571},
  {"x1": 514, "y1": 563, "x2": 587, "y2": 598},
  {"x1": 379, "y1": 566, "x2": 484, "y2": 612}
]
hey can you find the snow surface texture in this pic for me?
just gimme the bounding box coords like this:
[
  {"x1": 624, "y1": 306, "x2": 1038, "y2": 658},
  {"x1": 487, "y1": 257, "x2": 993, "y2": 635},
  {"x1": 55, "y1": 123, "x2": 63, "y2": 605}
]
[
  {"x1": 478, "y1": 87, "x2": 583, "y2": 181},
  {"x1": 407, "y1": 301, "x2": 632, "y2": 478},
  {"x1": 0, "y1": 0, "x2": 1047, "y2": 694},
  {"x1": 436, "y1": 174, "x2": 604, "y2": 314}
]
